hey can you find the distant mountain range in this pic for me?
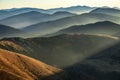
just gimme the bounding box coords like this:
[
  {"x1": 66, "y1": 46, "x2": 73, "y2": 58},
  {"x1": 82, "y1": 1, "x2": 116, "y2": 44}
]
[
  {"x1": 22, "y1": 13, "x2": 120, "y2": 37},
  {"x1": 48, "y1": 6, "x2": 96, "y2": 14},
  {"x1": 0, "y1": 6, "x2": 119, "y2": 20},
  {"x1": 0, "y1": 6, "x2": 94, "y2": 21},
  {"x1": 0, "y1": 34, "x2": 118, "y2": 67},
  {"x1": 0, "y1": 8, "x2": 50, "y2": 20},
  {"x1": 0, "y1": 7, "x2": 120, "y2": 38},
  {"x1": 49, "y1": 21, "x2": 120, "y2": 36},
  {"x1": 90, "y1": 8, "x2": 120, "y2": 17},
  {"x1": 0, "y1": 11, "x2": 76, "y2": 28}
]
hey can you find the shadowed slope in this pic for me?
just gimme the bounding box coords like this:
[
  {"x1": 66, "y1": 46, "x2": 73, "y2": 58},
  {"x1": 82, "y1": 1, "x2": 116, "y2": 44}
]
[
  {"x1": 62, "y1": 39, "x2": 120, "y2": 80},
  {"x1": 0, "y1": 34, "x2": 118, "y2": 67},
  {"x1": 43, "y1": 38, "x2": 120, "y2": 80}
]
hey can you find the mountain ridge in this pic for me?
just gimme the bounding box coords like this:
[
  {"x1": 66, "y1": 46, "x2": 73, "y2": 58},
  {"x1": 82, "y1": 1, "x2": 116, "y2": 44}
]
[
  {"x1": 0, "y1": 11, "x2": 76, "y2": 28},
  {"x1": 23, "y1": 13, "x2": 120, "y2": 37},
  {"x1": 49, "y1": 21, "x2": 120, "y2": 36},
  {"x1": 90, "y1": 8, "x2": 120, "y2": 17}
]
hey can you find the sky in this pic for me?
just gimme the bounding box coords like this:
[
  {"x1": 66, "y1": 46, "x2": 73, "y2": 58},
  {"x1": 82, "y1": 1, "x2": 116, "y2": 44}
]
[{"x1": 0, "y1": 0, "x2": 120, "y2": 9}]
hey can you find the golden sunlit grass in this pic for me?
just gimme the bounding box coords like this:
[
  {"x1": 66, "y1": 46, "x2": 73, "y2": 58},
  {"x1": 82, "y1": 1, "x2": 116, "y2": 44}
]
[
  {"x1": 0, "y1": 41, "x2": 26, "y2": 52},
  {"x1": 0, "y1": 49, "x2": 61, "y2": 80}
]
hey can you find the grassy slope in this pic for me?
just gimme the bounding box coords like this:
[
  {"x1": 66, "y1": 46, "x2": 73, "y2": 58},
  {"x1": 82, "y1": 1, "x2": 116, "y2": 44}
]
[{"x1": 0, "y1": 49, "x2": 61, "y2": 80}]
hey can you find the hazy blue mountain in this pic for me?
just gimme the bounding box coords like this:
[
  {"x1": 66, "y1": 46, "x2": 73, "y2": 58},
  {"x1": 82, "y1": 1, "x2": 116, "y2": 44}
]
[
  {"x1": 0, "y1": 11, "x2": 76, "y2": 28},
  {"x1": 0, "y1": 10, "x2": 12, "y2": 20},
  {"x1": 0, "y1": 6, "x2": 78, "y2": 20},
  {"x1": 0, "y1": 34, "x2": 118, "y2": 67},
  {"x1": 0, "y1": 6, "x2": 96, "y2": 16},
  {"x1": 90, "y1": 8, "x2": 120, "y2": 17},
  {"x1": 0, "y1": 24, "x2": 25, "y2": 38},
  {"x1": 23, "y1": 13, "x2": 120, "y2": 37},
  {"x1": 1, "y1": 6, "x2": 119, "y2": 20},
  {"x1": 0, "y1": 11, "x2": 50, "y2": 28},
  {"x1": 52, "y1": 11, "x2": 76, "y2": 17},
  {"x1": 49, "y1": 21, "x2": 120, "y2": 36},
  {"x1": 0, "y1": 8, "x2": 50, "y2": 20},
  {"x1": 48, "y1": 6, "x2": 96, "y2": 14}
]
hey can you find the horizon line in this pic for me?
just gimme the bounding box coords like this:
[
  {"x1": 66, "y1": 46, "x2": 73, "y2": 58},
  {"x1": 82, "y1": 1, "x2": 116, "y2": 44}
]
[{"x1": 0, "y1": 5, "x2": 120, "y2": 10}]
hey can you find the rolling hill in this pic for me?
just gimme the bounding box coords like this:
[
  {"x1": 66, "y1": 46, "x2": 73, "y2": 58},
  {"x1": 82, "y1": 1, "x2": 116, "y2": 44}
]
[
  {"x1": 0, "y1": 24, "x2": 25, "y2": 38},
  {"x1": 23, "y1": 13, "x2": 120, "y2": 37},
  {"x1": 0, "y1": 34, "x2": 118, "y2": 67},
  {"x1": 0, "y1": 11, "x2": 75, "y2": 28},
  {"x1": 90, "y1": 8, "x2": 120, "y2": 17},
  {"x1": 0, "y1": 48, "x2": 62, "y2": 80},
  {"x1": 49, "y1": 21, "x2": 120, "y2": 36}
]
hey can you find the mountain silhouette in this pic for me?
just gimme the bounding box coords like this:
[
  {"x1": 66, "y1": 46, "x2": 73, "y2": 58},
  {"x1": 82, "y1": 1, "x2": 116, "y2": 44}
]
[
  {"x1": 49, "y1": 21, "x2": 120, "y2": 36},
  {"x1": 0, "y1": 11, "x2": 49, "y2": 28},
  {"x1": 48, "y1": 6, "x2": 96, "y2": 14},
  {"x1": 0, "y1": 11, "x2": 75, "y2": 28},
  {"x1": 90, "y1": 8, "x2": 120, "y2": 17},
  {"x1": 23, "y1": 13, "x2": 120, "y2": 37},
  {"x1": 0, "y1": 24, "x2": 25, "y2": 38},
  {"x1": 0, "y1": 8, "x2": 49, "y2": 20}
]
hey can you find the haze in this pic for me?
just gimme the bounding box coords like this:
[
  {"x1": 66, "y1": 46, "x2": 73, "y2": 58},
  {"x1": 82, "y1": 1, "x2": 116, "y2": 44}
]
[{"x1": 0, "y1": 0, "x2": 120, "y2": 9}]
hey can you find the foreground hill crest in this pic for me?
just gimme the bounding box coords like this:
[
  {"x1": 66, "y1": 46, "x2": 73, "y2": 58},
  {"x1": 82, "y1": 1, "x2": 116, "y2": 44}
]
[{"x1": 0, "y1": 48, "x2": 61, "y2": 80}]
